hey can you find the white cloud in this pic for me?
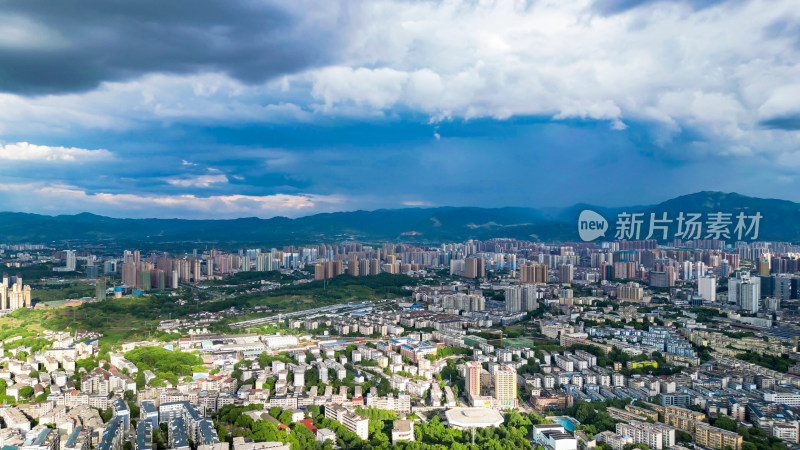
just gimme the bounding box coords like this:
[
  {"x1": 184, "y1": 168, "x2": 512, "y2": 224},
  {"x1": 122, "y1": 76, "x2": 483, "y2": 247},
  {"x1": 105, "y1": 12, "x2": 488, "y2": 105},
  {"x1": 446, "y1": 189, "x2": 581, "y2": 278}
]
[
  {"x1": 310, "y1": 67, "x2": 410, "y2": 110},
  {"x1": 402, "y1": 200, "x2": 433, "y2": 207},
  {"x1": 165, "y1": 172, "x2": 229, "y2": 188},
  {"x1": 0, "y1": 73, "x2": 311, "y2": 135},
  {"x1": 0, "y1": 182, "x2": 345, "y2": 218},
  {"x1": 758, "y1": 83, "x2": 800, "y2": 122},
  {"x1": 299, "y1": 0, "x2": 800, "y2": 154},
  {"x1": 0, "y1": 142, "x2": 111, "y2": 162},
  {"x1": 0, "y1": 0, "x2": 797, "y2": 161}
]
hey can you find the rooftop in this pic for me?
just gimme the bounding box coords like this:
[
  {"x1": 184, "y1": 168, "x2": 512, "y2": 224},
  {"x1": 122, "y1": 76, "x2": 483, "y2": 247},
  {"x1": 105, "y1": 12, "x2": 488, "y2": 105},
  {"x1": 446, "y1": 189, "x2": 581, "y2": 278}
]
[{"x1": 445, "y1": 408, "x2": 504, "y2": 428}]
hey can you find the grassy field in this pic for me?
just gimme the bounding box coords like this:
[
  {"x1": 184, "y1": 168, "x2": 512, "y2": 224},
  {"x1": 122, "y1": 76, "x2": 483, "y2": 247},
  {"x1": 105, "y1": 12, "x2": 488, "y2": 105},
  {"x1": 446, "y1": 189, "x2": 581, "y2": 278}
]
[
  {"x1": 31, "y1": 283, "x2": 96, "y2": 303},
  {"x1": 0, "y1": 273, "x2": 415, "y2": 346}
]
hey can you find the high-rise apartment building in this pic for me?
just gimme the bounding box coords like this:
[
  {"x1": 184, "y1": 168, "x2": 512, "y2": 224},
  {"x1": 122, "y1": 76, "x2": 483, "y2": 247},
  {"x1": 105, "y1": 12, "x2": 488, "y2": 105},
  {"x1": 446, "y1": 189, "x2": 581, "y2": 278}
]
[
  {"x1": 0, "y1": 275, "x2": 31, "y2": 311},
  {"x1": 256, "y1": 253, "x2": 273, "y2": 272},
  {"x1": 559, "y1": 264, "x2": 574, "y2": 284},
  {"x1": 694, "y1": 423, "x2": 742, "y2": 450},
  {"x1": 494, "y1": 365, "x2": 518, "y2": 409},
  {"x1": 505, "y1": 284, "x2": 538, "y2": 312},
  {"x1": 315, "y1": 261, "x2": 344, "y2": 280},
  {"x1": 325, "y1": 405, "x2": 369, "y2": 440},
  {"x1": 358, "y1": 259, "x2": 370, "y2": 276},
  {"x1": 441, "y1": 293, "x2": 485, "y2": 312},
  {"x1": 96, "y1": 278, "x2": 107, "y2": 301},
  {"x1": 121, "y1": 262, "x2": 137, "y2": 287},
  {"x1": 613, "y1": 261, "x2": 636, "y2": 280},
  {"x1": 520, "y1": 263, "x2": 548, "y2": 284},
  {"x1": 729, "y1": 275, "x2": 760, "y2": 312},
  {"x1": 617, "y1": 282, "x2": 645, "y2": 302},
  {"x1": 465, "y1": 361, "x2": 482, "y2": 400},
  {"x1": 741, "y1": 281, "x2": 760, "y2": 313},
  {"x1": 616, "y1": 420, "x2": 675, "y2": 450},
  {"x1": 464, "y1": 257, "x2": 485, "y2": 279},
  {"x1": 505, "y1": 286, "x2": 522, "y2": 312},
  {"x1": 348, "y1": 259, "x2": 359, "y2": 276},
  {"x1": 65, "y1": 250, "x2": 77, "y2": 271},
  {"x1": 698, "y1": 276, "x2": 717, "y2": 302}
]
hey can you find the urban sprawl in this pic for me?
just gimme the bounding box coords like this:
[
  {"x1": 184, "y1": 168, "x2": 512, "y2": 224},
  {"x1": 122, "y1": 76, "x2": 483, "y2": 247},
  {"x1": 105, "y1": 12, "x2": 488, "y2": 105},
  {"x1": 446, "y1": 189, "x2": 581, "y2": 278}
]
[{"x1": 0, "y1": 238, "x2": 799, "y2": 450}]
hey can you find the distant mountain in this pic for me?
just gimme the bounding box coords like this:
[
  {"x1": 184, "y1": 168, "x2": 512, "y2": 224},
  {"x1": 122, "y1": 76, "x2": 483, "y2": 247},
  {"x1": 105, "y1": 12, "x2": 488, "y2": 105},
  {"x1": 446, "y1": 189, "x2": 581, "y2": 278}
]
[
  {"x1": 560, "y1": 191, "x2": 799, "y2": 243},
  {"x1": 637, "y1": 191, "x2": 800, "y2": 243},
  {"x1": 0, "y1": 191, "x2": 796, "y2": 244},
  {"x1": 0, "y1": 207, "x2": 573, "y2": 244}
]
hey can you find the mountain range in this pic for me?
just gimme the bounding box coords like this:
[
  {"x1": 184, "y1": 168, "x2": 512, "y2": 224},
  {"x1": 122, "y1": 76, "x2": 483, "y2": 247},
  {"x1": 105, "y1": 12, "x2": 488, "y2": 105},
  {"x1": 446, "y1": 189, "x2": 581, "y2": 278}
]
[{"x1": 0, "y1": 191, "x2": 796, "y2": 244}]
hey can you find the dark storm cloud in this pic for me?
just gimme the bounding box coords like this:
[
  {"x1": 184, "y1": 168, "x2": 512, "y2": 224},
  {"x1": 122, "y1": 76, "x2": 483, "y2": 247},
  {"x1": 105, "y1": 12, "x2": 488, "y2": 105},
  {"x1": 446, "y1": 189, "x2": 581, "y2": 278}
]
[
  {"x1": 760, "y1": 116, "x2": 800, "y2": 131},
  {"x1": 0, "y1": 0, "x2": 350, "y2": 95},
  {"x1": 591, "y1": 0, "x2": 732, "y2": 15}
]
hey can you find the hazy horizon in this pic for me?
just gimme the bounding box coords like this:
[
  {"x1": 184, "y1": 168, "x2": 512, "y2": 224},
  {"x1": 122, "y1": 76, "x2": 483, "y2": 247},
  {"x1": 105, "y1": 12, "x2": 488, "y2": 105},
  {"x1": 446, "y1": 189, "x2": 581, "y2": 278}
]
[{"x1": 0, "y1": 190, "x2": 786, "y2": 220}]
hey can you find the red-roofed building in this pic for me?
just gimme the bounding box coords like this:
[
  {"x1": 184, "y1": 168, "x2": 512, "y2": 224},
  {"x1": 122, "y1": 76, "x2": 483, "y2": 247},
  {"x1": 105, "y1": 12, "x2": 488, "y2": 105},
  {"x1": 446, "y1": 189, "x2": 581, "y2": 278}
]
[{"x1": 299, "y1": 419, "x2": 318, "y2": 435}]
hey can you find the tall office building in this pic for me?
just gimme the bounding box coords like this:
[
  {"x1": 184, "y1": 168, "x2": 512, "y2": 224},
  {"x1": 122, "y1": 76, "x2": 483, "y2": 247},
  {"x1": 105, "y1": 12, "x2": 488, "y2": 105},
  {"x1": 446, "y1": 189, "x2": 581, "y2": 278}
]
[
  {"x1": 65, "y1": 250, "x2": 77, "y2": 271},
  {"x1": 775, "y1": 276, "x2": 793, "y2": 301},
  {"x1": 760, "y1": 275, "x2": 774, "y2": 298},
  {"x1": 494, "y1": 365, "x2": 518, "y2": 409},
  {"x1": 698, "y1": 276, "x2": 717, "y2": 302}
]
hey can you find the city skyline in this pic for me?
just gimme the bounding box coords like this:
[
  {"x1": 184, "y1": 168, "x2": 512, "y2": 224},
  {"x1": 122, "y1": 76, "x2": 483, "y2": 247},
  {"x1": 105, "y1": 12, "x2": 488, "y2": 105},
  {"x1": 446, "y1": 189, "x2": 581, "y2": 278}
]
[
  {"x1": 3, "y1": 2, "x2": 799, "y2": 449},
  {"x1": 0, "y1": 0, "x2": 799, "y2": 218}
]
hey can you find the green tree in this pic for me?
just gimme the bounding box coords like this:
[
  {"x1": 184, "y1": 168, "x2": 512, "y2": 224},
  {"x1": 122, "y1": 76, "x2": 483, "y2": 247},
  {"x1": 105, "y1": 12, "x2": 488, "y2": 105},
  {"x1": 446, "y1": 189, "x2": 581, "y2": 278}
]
[
  {"x1": 676, "y1": 430, "x2": 693, "y2": 443},
  {"x1": 136, "y1": 371, "x2": 146, "y2": 390},
  {"x1": 19, "y1": 385, "x2": 34, "y2": 399},
  {"x1": 713, "y1": 416, "x2": 737, "y2": 432}
]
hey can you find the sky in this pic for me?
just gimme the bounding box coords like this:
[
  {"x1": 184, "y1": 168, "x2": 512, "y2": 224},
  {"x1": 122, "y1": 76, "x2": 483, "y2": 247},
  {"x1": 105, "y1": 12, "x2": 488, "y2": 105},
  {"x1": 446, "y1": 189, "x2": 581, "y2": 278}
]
[{"x1": 1, "y1": 0, "x2": 799, "y2": 219}]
